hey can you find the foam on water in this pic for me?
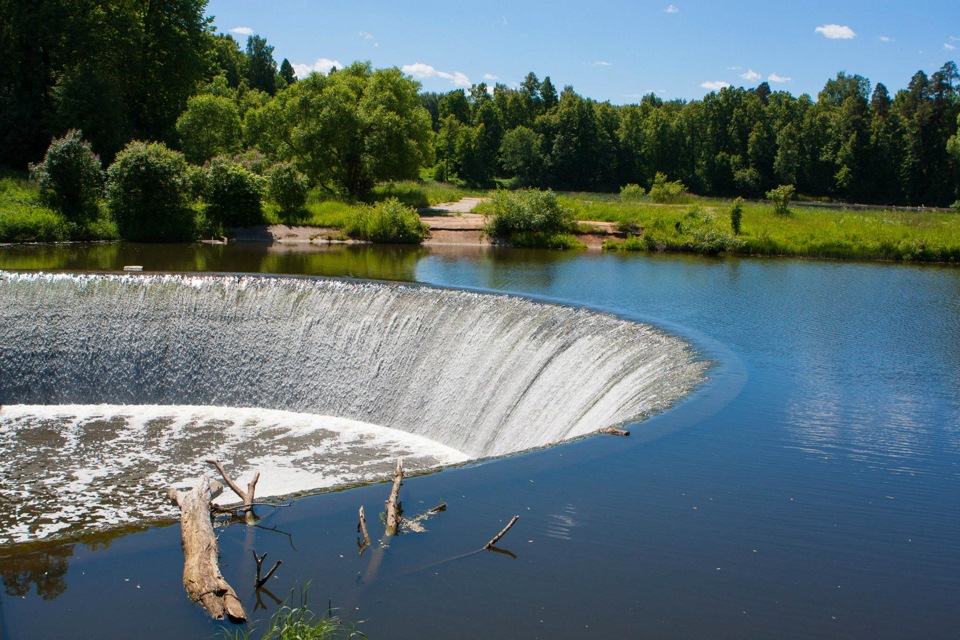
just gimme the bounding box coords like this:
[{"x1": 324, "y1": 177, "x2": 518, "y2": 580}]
[
  {"x1": 0, "y1": 404, "x2": 467, "y2": 545},
  {"x1": 0, "y1": 272, "x2": 707, "y2": 545}
]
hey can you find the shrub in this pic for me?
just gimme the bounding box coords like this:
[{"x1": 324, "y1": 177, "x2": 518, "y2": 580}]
[
  {"x1": 484, "y1": 188, "x2": 577, "y2": 240},
  {"x1": 730, "y1": 196, "x2": 744, "y2": 235},
  {"x1": 346, "y1": 197, "x2": 429, "y2": 244},
  {"x1": 766, "y1": 184, "x2": 795, "y2": 215},
  {"x1": 950, "y1": 200, "x2": 960, "y2": 213},
  {"x1": 648, "y1": 172, "x2": 688, "y2": 203},
  {"x1": 268, "y1": 162, "x2": 309, "y2": 219},
  {"x1": 106, "y1": 141, "x2": 195, "y2": 241},
  {"x1": 203, "y1": 157, "x2": 264, "y2": 228},
  {"x1": 29, "y1": 130, "x2": 104, "y2": 220},
  {"x1": 619, "y1": 183, "x2": 646, "y2": 201}
]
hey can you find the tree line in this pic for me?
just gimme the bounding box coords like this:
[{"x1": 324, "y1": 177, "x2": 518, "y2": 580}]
[{"x1": 2, "y1": 1, "x2": 960, "y2": 207}]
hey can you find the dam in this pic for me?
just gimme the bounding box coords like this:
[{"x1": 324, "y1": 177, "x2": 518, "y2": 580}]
[{"x1": 0, "y1": 272, "x2": 706, "y2": 545}]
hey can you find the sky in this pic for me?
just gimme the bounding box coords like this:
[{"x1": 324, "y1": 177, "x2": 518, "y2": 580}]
[{"x1": 205, "y1": 0, "x2": 960, "y2": 103}]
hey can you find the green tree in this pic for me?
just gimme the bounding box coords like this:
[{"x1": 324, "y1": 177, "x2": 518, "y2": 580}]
[
  {"x1": 202, "y1": 157, "x2": 264, "y2": 227},
  {"x1": 106, "y1": 141, "x2": 194, "y2": 241},
  {"x1": 29, "y1": 130, "x2": 105, "y2": 221},
  {"x1": 244, "y1": 35, "x2": 278, "y2": 95},
  {"x1": 252, "y1": 62, "x2": 433, "y2": 197},
  {"x1": 279, "y1": 58, "x2": 297, "y2": 85},
  {"x1": 499, "y1": 126, "x2": 543, "y2": 185},
  {"x1": 730, "y1": 196, "x2": 744, "y2": 235},
  {"x1": 766, "y1": 184, "x2": 795, "y2": 215},
  {"x1": 176, "y1": 94, "x2": 242, "y2": 165},
  {"x1": 267, "y1": 162, "x2": 309, "y2": 219}
]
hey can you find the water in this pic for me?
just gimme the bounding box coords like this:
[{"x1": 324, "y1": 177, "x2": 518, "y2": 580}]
[
  {"x1": 0, "y1": 271, "x2": 702, "y2": 544},
  {"x1": 0, "y1": 243, "x2": 958, "y2": 639}
]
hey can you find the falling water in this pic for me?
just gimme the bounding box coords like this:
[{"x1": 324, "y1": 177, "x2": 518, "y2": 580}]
[{"x1": 0, "y1": 272, "x2": 706, "y2": 544}]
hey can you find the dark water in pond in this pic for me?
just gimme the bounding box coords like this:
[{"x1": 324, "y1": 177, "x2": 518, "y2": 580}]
[{"x1": 1, "y1": 242, "x2": 959, "y2": 640}]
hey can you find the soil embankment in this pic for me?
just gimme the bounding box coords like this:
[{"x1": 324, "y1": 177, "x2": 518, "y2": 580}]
[{"x1": 232, "y1": 198, "x2": 620, "y2": 248}]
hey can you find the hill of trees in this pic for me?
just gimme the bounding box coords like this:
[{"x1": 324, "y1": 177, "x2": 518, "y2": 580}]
[{"x1": 2, "y1": 1, "x2": 959, "y2": 206}]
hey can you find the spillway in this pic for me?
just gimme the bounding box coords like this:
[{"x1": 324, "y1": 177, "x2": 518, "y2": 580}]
[{"x1": 0, "y1": 272, "x2": 707, "y2": 544}]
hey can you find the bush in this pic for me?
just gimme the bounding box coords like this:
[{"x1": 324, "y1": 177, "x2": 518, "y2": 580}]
[
  {"x1": 29, "y1": 130, "x2": 104, "y2": 220},
  {"x1": 106, "y1": 141, "x2": 195, "y2": 241},
  {"x1": 950, "y1": 200, "x2": 960, "y2": 213},
  {"x1": 203, "y1": 157, "x2": 264, "y2": 228},
  {"x1": 484, "y1": 188, "x2": 577, "y2": 240},
  {"x1": 648, "y1": 172, "x2": 688, "y2": 203},
  {"x1": 268, "y1": 162, "x2": 309, "y2": 219},
  {"x1": 730, "y1": 196, "x2": 744, "y2": 235},
  {"x1": 346, "y1": 197, "x2": 429, "y2": 244},
  {"x1": 619, "y1": 183, "x2": 646, "y2": 201},
  {"x1": 766, "y1": 184, "x2": 795, "y2": 215}
]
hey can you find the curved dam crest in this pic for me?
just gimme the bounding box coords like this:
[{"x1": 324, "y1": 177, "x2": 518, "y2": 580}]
[{"x1": 0, "y1": 272, "x2": 707, "y2": 543}]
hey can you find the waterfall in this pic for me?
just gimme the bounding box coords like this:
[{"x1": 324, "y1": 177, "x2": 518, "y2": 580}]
[{"x1": 0, "y1": 272, "x2": 706, "y2": 543}]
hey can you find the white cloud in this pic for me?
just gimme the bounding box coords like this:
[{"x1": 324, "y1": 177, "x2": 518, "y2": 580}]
[
  {"x1": 815, "y1": 24, "x2": 856, "y2": 40},
  {"x1": 401, "y1": 63, "x2": 471, "y2": 88},
  {"x1": 593, "y1": 61, "x2": 614, "y2": 67},
  {"x1": 740, "y1": 69, "x2": 762, "y2": 82},
  {"x1": 359, "y1": 31, "x2": 376, "y2": 41},
  {"x1": 951, "y1": 36, "x2": 960, "y2": 41},
  {"x1": 768, "y1": 73, "x2": 792, "y2": 83},
  {"x1": 946, "y1": 43, "x2": 957, "y2": 51},
  {"x1": 879, "y1": 35, "x2": 893, "y2": 43},
  {"x1": 701, "y1": 80, "x2": 730, "y2": 91},
  {"x1": 230, "y1": 27, "x2": 254, "y2": 36},
  {"x1": 292, "y1": 58, "x2": 344, "y2": 79},
  {"x1": 483, "y1": 73, "x2": 499, "y2": 81},
  {"x1": 665, "y1": 5, "x2": 679, "y2": 13}
]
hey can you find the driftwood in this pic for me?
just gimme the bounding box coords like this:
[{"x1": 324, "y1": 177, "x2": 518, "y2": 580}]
[
  {"x1": 166, "y1": 476, "x2": 246, "y2": 622},
  {"x1": 599, "y1": 427, "x2": 630, "y2": 437},
  {"x1": 384, "y1": 459, "x2": 404, "y2": 537},
  {"x1": 485, "y1": 515, "x2": 520, "y2": 550},
  {"x1": 357, "y1": 506, "x2": 372, "y2": 554},
  {"x1": 253, "y1": 550, "x2": 282, "y2": 589},
  {"x1": 207, "y1": 459, "x2": 259, "y2": 525}
]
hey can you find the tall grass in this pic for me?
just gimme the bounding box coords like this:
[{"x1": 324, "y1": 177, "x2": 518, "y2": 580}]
[
  {"x1": 599, "y1": 198, "x2": 960, "y2": 262},
  {"x1": 222, "y1": 585, "x2": 365, "y2": 640},
  {"x1": 0, "y1": 173, "x2": 117, "y2": 242}
]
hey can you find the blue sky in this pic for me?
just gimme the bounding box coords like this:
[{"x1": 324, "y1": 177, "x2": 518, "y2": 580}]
[{"x1": 205, "y1": 0, "x2": 960, "y2": 103}]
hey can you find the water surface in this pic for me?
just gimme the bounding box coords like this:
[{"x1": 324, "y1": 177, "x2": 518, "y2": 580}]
[{"x1": 1, "y1": 242, "x2": 958, "y2": 640}]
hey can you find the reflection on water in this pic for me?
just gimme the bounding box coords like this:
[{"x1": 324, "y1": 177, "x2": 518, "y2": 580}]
[
  {"x1": 0, "y1": 242, "x2": 426, "y2": 281},
  {"x1": 0, "y1": 545, "x2": 72, "y2": 600}
]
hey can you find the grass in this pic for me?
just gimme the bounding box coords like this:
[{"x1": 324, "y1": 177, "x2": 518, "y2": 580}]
[
  {"x1": 222, "y1": 585, "x2": 365, "y2": 640},
  {"x1": 598, "y1": 199, "x2": 960, "y2": 262},
  {"x1": 0, "y1": 173, "x2": 118, "y2": 242}
]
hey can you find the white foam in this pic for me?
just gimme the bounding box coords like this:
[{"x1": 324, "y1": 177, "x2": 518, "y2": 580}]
[{"x1": 0, "y1": 405, "x2": 467, "y2": 545}]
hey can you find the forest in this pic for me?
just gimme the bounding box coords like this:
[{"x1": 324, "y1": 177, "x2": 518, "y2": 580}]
[{"x1": 2, "y1": 0, "x2": 959, "y2": 213}]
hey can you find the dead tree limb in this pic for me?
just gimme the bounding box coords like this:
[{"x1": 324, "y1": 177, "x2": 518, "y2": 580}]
[
  {"x1": 599, "y1": 427, "x2": 630, "y2": 436},
  {"x1": 207, "y1": 460, "x2": 259, "y2": 525},
  {"x1": 384, "y1": 459, "x2": 404, "y2": 537},
  {"x1": 357, "y1": 506, "x2": 371, "y2": 555},
  {"x1": 484, "y1": 515, "x2": 520, "y2": 550},
  {"x1": 252, "y1": 550, "x2": 282, "y2": 589},
  {"x1": 166, "y1": 476, "x2": 246, "y2": 622}
]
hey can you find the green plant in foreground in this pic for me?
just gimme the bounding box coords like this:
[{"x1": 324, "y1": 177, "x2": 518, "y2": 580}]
[
  {"x1": 484, "y1": 188, "x2": 579, "y2": 248},
  {"x1": 223, "y1": 585, "x2": 366, "y2": 640},
  {"x1": 345, "y1": 197, "x2": 429, "y2": 244}
]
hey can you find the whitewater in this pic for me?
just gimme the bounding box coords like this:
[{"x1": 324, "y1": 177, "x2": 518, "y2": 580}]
[{"x1": 0, "y1": 272, "x2": 707, "y2": 545}]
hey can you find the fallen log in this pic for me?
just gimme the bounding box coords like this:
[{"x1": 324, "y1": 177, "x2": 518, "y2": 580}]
[
  {"x1": 166, "y1": 476, "x2": 246, "y2": 622},
  {"x1": 599, "y1": 427, "x2": 630, "y2": 436},
  {"x1": 384, "y1": 459, "x2": 404, "y2": 537}
]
